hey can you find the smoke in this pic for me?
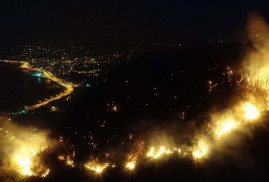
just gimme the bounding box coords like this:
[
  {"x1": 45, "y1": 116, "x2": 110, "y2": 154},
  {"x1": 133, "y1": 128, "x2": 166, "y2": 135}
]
[
  {"x1": 243, "y1": 13, "x2": 269, "y2": 82},
  {"x1": 0, "y1": 116, "x2": 53, "y2": 181}
]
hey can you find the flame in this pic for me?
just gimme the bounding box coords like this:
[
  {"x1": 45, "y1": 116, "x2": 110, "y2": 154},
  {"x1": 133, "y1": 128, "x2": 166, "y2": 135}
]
[
  {"x1": 85, "y1": 161, "x2": 110, "y2": 174},
  {"x1": 244, "y1": 103, "x2": 259, "y2": 120},
  {"x1": 42, "y1": 169, "x2": 50, "y2": 177},
  {"x1": 242, "y1": 14, "x2": 269, "y2": 110},
  {"x1": 146, "y1": 146, "x2": 173, "y2": 159},
  {"x1": 125, "y1": 140, "x2": 145, "y2": 170},
  {"x1": 125, "y1": 161, "x2": 136, "y2": 170},
  {"x1": 16, "y1": 152, "x2": 36, "y2": 176},
  {"x1": 14, "y1": 149, "x2": 50, "y2": 177},
  {"x1": 214, "y1": 117, "x2": 238, "y2": 139},
  {"x1": 193, "y1": 140, "x2": 208, "y2": 159},
  {"x1": 0, "y1": 119, "x2": 51, "y2": 178}
]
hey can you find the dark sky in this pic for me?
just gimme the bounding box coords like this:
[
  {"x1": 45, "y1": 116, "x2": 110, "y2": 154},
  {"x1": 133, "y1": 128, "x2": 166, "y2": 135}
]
[{"x1": 0, "y1": 0, "x2": 269, "y2": 47}]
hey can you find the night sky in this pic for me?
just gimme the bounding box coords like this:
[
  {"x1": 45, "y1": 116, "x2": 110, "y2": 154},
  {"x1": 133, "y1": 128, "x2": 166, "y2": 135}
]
[{"x1": 0, "y1": 0, "x2": 269, "y2": 46}]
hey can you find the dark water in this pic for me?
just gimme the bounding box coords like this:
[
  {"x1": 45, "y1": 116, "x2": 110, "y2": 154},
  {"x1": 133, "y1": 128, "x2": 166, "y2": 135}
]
[{"x1": 0, "y1": 62, "x2": 63, "y2": 111}]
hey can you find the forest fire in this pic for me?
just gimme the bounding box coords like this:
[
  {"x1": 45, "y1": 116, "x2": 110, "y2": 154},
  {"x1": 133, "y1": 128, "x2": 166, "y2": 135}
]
[{"x1": 1, "y1": 12, "x2": 269, "y2": 182}]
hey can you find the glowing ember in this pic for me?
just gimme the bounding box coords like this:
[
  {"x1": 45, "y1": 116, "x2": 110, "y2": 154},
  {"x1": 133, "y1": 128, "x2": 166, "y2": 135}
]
[
  {"x1": 66, "y1": 158, "x2": 75, "y2": 167},
  {"x1": 58, "y1": 155, "x2": 65, "y2": 161},
  {"x1": 244, "y1": 103, "x2": 259, "y2": 120},
  {"x1": 41, "y1": 169, "x2": 50, "y2": 177},
  {"x1": 58, "y1": 155, "x2": 75, "y2": 167},
  {"x1": 112, "y1": 106, "x2": 118, "y2": 112},
  {"x1": 125, "y1": 140, "x2": 144, "y2": 170},
  {"x1": 193, "y1": 140, "x2": 208, "y2": 159},
  {"x1": 50, "y1": 106, "x2": 57, "y2": 112}
]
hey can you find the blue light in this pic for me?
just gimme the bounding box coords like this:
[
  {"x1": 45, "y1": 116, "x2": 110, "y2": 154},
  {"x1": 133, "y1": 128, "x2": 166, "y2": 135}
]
[
  {"x1": 11, "y1": 110, "x2": 28, "y2": 116},
  {"x1": 32, "y1": 71, "x2": 45, "y2": 78}
]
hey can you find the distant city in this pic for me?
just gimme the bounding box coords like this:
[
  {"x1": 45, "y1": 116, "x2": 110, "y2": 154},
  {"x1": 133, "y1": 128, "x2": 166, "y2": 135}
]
[{"x1": 0, "y1": 43, "x2": 145, "y2": 85}]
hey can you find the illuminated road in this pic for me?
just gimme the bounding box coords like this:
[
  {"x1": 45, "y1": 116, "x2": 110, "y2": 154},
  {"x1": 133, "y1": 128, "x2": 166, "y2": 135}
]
[{"x1": 0, "y1": 60, "x2": 78, "y2": 110}]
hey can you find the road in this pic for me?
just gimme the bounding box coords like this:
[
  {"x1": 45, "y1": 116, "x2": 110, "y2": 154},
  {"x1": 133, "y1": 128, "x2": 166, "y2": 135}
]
[{"x1": 0, "y1": 60, "x2": 78, "y2": 110}]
